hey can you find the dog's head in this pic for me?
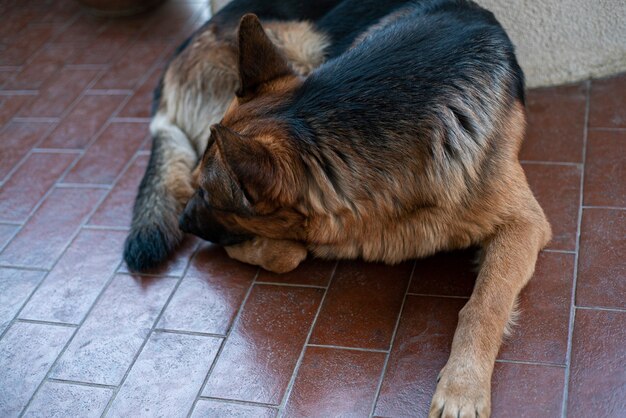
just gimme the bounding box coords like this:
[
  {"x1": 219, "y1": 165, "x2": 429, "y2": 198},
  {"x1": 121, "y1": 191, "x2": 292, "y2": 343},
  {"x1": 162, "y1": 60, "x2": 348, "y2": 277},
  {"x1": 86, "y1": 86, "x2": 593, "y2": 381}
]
[{"x1": 180, "y1": 14, "x2": 307, "y2": 246}]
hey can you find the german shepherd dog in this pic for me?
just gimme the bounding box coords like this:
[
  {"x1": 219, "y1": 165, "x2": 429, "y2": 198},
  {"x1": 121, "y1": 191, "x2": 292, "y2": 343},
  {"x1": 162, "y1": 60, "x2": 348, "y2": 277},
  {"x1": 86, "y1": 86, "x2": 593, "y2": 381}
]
[
  {"x1": 126, "y1": 0, "x2": 551, "y2": 417},
  {"x1": 176, "y1": 1, "x2": 552, "y2": 417},
  {"x1": 124, "y1": 0, "x2": 415, "y2": 271}
]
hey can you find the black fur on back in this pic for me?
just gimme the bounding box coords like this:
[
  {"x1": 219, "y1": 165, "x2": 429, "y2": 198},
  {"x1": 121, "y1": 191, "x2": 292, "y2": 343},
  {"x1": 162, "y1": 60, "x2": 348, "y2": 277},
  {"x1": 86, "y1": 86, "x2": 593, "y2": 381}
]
[{"x1": 284, "y1": 1, "x2": 523, "y2": 156}]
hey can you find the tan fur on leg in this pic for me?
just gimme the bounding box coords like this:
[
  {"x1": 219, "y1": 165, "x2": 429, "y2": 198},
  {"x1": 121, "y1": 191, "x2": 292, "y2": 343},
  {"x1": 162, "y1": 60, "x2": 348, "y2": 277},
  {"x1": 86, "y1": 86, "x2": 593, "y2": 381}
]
[
  {"x1": 429, "y1": 182, "x2": 551, "y2": 418},
  {"x1": 225, "y1": 237, "x2": 307, "y2": 273}
]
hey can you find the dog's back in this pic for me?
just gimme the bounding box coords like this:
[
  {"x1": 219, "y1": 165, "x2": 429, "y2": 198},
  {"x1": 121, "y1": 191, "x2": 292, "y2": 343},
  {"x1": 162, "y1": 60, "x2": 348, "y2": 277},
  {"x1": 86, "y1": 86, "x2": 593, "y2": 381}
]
[{"x1": 282, "y1": 1, "x2": 525, "y2": 216}]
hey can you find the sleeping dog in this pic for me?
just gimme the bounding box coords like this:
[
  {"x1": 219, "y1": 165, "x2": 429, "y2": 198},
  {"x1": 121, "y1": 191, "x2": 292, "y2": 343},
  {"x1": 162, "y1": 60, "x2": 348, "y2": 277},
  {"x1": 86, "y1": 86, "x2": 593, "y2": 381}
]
[{"x1": 128, "y1": 1, "x2": 551, "y2": 416}]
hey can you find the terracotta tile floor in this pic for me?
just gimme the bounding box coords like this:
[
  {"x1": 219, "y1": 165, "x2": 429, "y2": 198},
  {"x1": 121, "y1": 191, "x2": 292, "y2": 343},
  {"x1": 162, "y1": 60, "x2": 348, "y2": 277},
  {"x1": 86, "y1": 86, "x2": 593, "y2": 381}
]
[{"x1": 0, "y1": 1, "x2": 624, "y2": 417}]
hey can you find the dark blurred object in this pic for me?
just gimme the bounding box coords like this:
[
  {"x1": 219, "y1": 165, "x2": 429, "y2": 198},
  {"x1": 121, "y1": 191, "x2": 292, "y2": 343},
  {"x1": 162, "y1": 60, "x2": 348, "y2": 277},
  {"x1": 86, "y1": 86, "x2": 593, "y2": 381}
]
[{"x1": 73, "y1": 0, "x2": 167, "y2": 17}]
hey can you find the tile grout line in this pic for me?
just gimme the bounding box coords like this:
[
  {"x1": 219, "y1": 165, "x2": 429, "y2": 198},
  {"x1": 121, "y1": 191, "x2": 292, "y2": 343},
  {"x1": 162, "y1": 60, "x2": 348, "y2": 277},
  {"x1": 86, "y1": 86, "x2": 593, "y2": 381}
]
[
  {"x1": 101, "y1": 242, "x2": 204, "y2": 418},
  {"x1": 31, "y1": 148, "x2": 82, "y2": 154},
  {"x1": 587, "y1": 127, "x2": 626, "y2": 132},
  {"x1": 275, "y1": 261, "x2": 340, "y2": 416},
  {"x1": 581, "y1": 205, "x2": 626, "y2": 211},
  {"x1": 560, "y1": 78, "x2": 591, "y2": 418},
  {"x1": 82, "y1": 225, "x2": 130, "y2": 232},
  {"x1": 369, "y1": 260, "x2": 417, "y2": 418},
  {"x1": 153, "y1": 328, "x2": 226, "y2": 338},
  {"x1": 519, "y1": 160, "x2": 582, "y2": 167},
  {"x1": 406, "y1": 292, "x2": 469, "y2": 299},
  {"x1": 495, "y1": 358, "x2": 566, "y2": 368},
  {"x1": 542, "y1": 248, "x2": 577, "y2": 254},
  {"x1": 305, "y1": 343, "x2": 389, "y2": 354},
  {"x1": 0, "y1": 264, "x2": 48, "y2": 273},
  {"x1": 56, "y1": 183, "x2": 113, "y2": 189},
  {"x1": 196, "y1": 396, "x2": 279, "y2": 410},
  {"x1": 575, "y1": 305, "x2": 626, "y2": 313},
  {"x1": 15, "y1": 318, "x2": 78, "y2": 328},
  {"x1": 46, "y1": 377, "x2": 118, "y2": 390},
  {"x1": 46, "y1": 378, "x2": 118, "y2": 390},
  {"x1": 186, "y1": 265, "x2": 263, "y2": 418},
  {"x1": 254, "y1": 281, "x2": 327, "y2": 289}
]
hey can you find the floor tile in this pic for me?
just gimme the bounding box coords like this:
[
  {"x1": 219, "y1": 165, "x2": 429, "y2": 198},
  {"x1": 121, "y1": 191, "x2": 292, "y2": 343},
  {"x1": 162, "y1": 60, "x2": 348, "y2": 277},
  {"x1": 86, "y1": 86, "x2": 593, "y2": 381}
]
[
  {"x1": 19, "y1": 229, "x2": 126, "y2": 324},
  {"x1": 0, "y1": 121, "x2": 55, "y2": 181},
  {"x1": 409, "y1": 248, "x2": 477, "y2": 297},
  {"x1": 583, "y1": 130, "x2": 626, "y2": 207},
  {"x1": 374, "y1": 296, "x2": 465, "y2": 417},
  {"x1": 62, "y1": 122, "x2": 147, "y2": 184},
  {"x1": 0, "y1": 69, "x2": 17, "y2": 87},
  {"x1": 524, "y1": 163, "x2": 581, "y2": 251},
  {"x1": 567, "y1": 309, "x2": 626, "y2": 418},
  {"x1": 41, "y1": 94, "x2": 128, "y2": 149},
  {"x1": 203, "y1": 285, "x2": 323, "y2": 404},
  {"x1": 491, "y1": 362, "x2": 564, "y2": 418},
  {"x1": 0, "y1": 322, "x2": 74, "y2": 417},
  {"x1": 158, "y1": 244, "x2": 256, "y2": 334},
  {"x1": 0, "y1": 24, "x2": 61, "y2": 66},
  {"x1": 51, "y1": 274, "x2": 176, "y2": 385},
  {"x1": 588, "y1": 73, "x2": 626, "y2": 128},
  {"x1": 310, "y1": 260, "x2": 413, "y2": 350},
  {"x1": 0, "y1": 94, "x2": 32, "y2": 126},
  {"x1": 0, "y1": 187, "x2": 106, "y2": 269},
  {"x1": 256, "y1": 257, "x2": 337, "y2": 287},
  {"x1": 87, "y1": 154, "x2": 147, "y2": 228},
  {"x1": 23, "y1": 381, "x2": 112, "y2": 418},
  {"x1": 284, "y1": 346, "x2": 386, "y2": 417},
  {"x1": 0, "y1": 268, "x2": 45, "y2": 334},
  {"x1": 117, "y1": 64, "x2": 164, "y2": 118},
  {"x1": 51, "y1": 16, "x2": 107, "y2": 45},
  {"x1": 191, "y1": 400, "x2": 277, "y2": 418},
  {"x1": 107, "y1": 332, "x2": 221, "y2": 418},
  {"x1": 17, "y1": 68, "x2": 100, "y2": 118},
  {"x1": 3, "y1": 43, "x2": 77, "y2": 90},
  {"x1": 69, "y1": 25, "x2": 137, "y2": 66},
  {"x1": 93, "y1": 40, "x2": 170, "y2": 90},
  {"x1": 498, "y1": 252, "x2": 575, "y2": 364},
  {"x1": 519, "y1": 83, "x2": 587, "y2": 163},
  {"x1": 576, "y1": 209, "x2": 625, "y2": 309},
  {"x1": 0, "y1": 9, "x2": 34, "y2": 39},
  {"x1": 0, "y1": 152, "x2": 76, "y2": 223},
  {"x1": 0, "y1": 224, "x2": 19, "y2": 250}
]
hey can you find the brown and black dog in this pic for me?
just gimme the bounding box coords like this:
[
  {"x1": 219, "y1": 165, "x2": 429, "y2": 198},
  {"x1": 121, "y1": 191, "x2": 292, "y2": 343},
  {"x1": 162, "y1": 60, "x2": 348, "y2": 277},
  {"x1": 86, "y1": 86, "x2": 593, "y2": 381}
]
[
  {"x1": 178, "y1": 2, "x2": 551, "y2": 417},
  {"x1": 124, "y1": 0, "x2": 415, "y2": 271}
]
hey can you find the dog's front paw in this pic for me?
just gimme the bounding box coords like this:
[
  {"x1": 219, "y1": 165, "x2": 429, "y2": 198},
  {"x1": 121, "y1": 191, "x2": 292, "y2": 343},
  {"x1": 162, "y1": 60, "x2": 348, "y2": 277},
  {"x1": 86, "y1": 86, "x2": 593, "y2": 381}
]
[{"x1": 428, "y1": 366, "x2": 491, "y2": 418}]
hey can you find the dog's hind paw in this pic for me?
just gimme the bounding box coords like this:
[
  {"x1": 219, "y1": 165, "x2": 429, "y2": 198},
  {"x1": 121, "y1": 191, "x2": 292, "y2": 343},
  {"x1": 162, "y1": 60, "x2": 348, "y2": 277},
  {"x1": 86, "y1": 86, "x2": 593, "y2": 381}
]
[{"x1": 123, "y1": 225, "x2": 182, "y2": 272}]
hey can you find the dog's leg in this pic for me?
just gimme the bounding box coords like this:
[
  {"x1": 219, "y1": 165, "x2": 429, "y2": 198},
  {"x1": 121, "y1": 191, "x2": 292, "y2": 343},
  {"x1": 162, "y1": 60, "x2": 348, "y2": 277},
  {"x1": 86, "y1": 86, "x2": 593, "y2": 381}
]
[{"x1": 429, "y1": 190, "x2": 550, "y2": 418}]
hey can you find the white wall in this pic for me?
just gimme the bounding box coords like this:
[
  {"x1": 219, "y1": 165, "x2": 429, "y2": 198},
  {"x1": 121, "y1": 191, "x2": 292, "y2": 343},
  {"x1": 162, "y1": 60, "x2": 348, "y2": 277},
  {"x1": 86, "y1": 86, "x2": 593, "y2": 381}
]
[
  {"x1": 476, "y1": 0, "x2": 626, "y2": 87},
  {"x1": 211, "y1": 0, "x2": 626, "y2": 87}
]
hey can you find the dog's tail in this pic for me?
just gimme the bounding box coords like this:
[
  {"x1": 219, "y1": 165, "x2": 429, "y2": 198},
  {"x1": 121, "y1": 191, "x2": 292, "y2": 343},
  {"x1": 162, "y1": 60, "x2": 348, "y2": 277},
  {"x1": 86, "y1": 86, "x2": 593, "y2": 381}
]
[{"x1": 123, "y1": 114, "x2": 197, "y2": 271}]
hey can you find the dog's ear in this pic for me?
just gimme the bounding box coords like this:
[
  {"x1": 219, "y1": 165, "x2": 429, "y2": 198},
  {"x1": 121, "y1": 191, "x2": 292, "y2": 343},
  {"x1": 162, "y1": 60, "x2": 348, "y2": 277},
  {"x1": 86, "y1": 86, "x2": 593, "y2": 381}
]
[
  {"x1": 212, "y1": 124, "x2": 279, "y2": 203},
  {"x1": 236, "y1": 13, "x2": 293, "y2": 98}
]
